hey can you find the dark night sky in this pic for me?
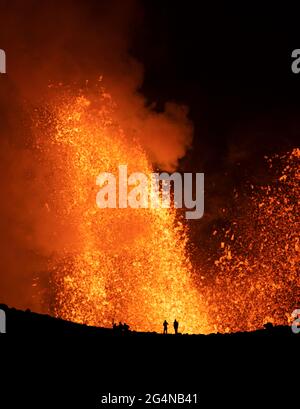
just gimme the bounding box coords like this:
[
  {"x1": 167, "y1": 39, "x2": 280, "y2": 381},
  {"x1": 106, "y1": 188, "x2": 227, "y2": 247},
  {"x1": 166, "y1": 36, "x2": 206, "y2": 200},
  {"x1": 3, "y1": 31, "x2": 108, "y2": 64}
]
[
  {"x1": 129, "y1": 1, "x2": 300, "y2": 247},
  {"x1": 132, "y1": 2, "x2": 300, "y2": 171}
]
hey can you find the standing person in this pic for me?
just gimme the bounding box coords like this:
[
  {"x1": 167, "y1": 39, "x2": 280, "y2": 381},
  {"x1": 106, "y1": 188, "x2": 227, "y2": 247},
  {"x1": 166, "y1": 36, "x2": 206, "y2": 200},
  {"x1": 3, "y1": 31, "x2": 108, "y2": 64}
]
[
  {"x1": 163, "y1": 320, "x2": 168, "y2": 334},
  {"x1": 173, "y1": 319, "x2": 179, "y2": 334}
]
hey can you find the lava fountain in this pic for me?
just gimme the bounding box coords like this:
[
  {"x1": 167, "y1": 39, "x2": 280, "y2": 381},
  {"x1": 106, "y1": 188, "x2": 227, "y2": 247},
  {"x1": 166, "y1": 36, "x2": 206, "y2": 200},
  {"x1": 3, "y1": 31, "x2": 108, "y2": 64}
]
[
  {"x1": 34, "y1": 87, "x2": 209, "y2": 334},
  {"x1": 207, "y1": 148, "x2": 300, "y2": 332}
]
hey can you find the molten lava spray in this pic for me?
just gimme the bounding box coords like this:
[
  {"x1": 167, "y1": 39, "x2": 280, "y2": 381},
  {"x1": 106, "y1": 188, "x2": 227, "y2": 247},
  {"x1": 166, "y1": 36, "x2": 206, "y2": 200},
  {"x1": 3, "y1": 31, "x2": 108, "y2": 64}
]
[
  {"x1": 1, "y1": 0, "x2": 298, "y2": 334},
  {"x1": 35, "y1": 87, "x2": 209, "y2": 333},
  {"x1": 206, "y1": 148, "x2": 300, "y2": 332}
]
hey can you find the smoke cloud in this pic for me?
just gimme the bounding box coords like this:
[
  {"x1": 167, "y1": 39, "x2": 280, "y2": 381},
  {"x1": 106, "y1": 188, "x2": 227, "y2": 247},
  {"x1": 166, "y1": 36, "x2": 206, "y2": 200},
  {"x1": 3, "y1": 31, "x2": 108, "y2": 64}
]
[
  {"x1": 0, "y1": 0, "x2": 192, "y2": 169},
  {"x1": 0, "y1": 0, "x2": 193, "y2": 310}
]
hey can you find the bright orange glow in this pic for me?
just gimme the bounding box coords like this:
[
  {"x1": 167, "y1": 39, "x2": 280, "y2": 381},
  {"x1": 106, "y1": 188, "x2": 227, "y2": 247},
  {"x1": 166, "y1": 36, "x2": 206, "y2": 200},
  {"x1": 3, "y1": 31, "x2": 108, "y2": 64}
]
[
  {"x1": 33, "y1": 85, "x2": 299, "y2": 334},
  {"x1": 36, "y1": 87, "x2": 209, "y2": 334}
]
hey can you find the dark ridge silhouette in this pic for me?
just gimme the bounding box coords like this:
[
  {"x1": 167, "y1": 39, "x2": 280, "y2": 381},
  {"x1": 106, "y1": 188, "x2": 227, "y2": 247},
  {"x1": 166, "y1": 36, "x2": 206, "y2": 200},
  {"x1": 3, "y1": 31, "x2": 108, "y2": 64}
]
[{"x1": 0, "y1": 303, "x2": 296, "y2": 337}]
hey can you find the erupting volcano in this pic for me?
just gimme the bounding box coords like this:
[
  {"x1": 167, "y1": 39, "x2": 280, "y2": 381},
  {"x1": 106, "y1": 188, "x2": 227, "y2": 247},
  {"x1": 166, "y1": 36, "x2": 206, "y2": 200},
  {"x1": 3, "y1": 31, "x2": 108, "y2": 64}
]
[
  {"x1": 1, "y1": 1, "x2": 299, "y2": 335},
  {"x1": 27, "y1": 86, "x2": 299, "y2": 334},
  {"x1": 205, "y1": 148, "x2": 300, "y2": 332},
  {"x1": 34, "y1": 87, "x2": 209, "y2": 333},
  {"x1": 1, "y1": 83, "x2": 299, "y2": 334}
]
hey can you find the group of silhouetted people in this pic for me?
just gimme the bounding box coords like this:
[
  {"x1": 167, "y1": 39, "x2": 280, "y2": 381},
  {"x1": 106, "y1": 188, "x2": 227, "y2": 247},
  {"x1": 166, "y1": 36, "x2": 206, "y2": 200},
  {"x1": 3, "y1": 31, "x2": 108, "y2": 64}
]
[
  {"x1": 112, "y1": 319, "x2": 180, "y2": 335},
  {"x1": 112, "y1": 321, "x2": 130, "y2": 334},
  {"x1": 163, "y1": 319, "x2": 179, "y2": 334}
]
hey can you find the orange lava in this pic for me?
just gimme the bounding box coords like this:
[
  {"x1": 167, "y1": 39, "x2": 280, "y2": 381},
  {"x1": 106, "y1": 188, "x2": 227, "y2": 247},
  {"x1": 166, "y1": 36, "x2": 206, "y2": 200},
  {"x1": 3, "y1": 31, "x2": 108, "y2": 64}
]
[
  {"x1": 35, "y1": 87, "x2": 209, "y2": 334},
  {"x1": 206, "y1": 148, "x2": 300, "y2": 332},
  {"x1": 32, "y1": 85, "x2": 299, "y2": 334}
]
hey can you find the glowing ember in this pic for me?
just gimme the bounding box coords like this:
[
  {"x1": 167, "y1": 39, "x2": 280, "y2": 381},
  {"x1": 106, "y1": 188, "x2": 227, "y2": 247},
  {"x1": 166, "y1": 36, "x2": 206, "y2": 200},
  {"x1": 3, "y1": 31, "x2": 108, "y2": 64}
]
[
  {"x1": 207, "y1": 148, "x2": 300, "y2": 332},
  {"x1": 31, "y1": 84, "x2": 299, "y2": 334},
  {"x1": 35, "y1": 87, "x2": 209, "y2": 334}
]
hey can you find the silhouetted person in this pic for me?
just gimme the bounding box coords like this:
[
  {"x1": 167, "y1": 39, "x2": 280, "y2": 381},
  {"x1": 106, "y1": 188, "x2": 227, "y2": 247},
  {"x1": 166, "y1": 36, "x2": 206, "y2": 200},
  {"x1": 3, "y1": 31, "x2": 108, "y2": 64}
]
[
  {"x1": 163, "y1": 320, "x2": 168, "y2": 334},
  {"x1": 123, "y1": 323, "x2": 129, "y2": 333},
  {"x1": 174, "y1": 319, "x2": 179, "y2": 334}
]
